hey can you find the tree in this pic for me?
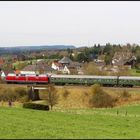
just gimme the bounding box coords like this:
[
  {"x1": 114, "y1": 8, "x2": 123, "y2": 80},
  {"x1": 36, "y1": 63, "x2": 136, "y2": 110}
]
[
  {"x1": 83, "y1": 62, "x2": 99, "y2": 75},
  {"x1": 135, "y1": 55, "x2": 140, "y2": 69},
  {"x1": 47, "y1": 84, "x2": 59, "y2": 110},
  {"x1": 67, "y1": 48, "x2": 73, "y2": 54},
  {"x1": 76, "y1": 52, "x2": 89, "y2": 63},
  {"x1": 104, "y1": 55, "x2": 113, "y2": 65},
  {"x1": 13, "y1": 65, "x2": 16, "y2": 71},
  {"x1": 103, "y1": 43, "x2": 112, "y2": 54},
  {"x1": 69, "y1": 54, "x2": 74, "y2": 61},
  {"x1": 83, "y1": 62, "x2": 106, "y2": 75}
]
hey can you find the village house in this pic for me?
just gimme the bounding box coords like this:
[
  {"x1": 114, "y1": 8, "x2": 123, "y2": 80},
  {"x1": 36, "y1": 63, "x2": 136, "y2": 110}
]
[
  {"x1": 0, "y1": 58, "x2": 5, "y2": 64},
  {"x1": 112, "y1": 55, "x2": 136, "y2": 70},
  {"x1": 22, "y1": 60, "x2": 55, "y2": 74},
  {"x1": 123, "y1": 56, "x2": 137, "y2": 68},
  {"x1": 0, "y1": 70, "x2": 6, "y2": 80},
  {"x1": 0, "y1": 70, "x2": 15, "y2": 77},
  {"x1": 51, "y1": 60, "x2": 64, "y2": 71},
  {"x1": 51, "y1": 56, "x2": 83, "y2": 74},
  {"x1": 63, "y1": 65, "x2": 70, "y2": 74},
  {"x1": 58, "y1": 56, "x2": 72, "y2": 66},
  {"x1": 0, "y1": 58, "x2": 5, "y2": 69},
  {"x1": 94, "y1": 59, "x2": 105, "y2": 71}
]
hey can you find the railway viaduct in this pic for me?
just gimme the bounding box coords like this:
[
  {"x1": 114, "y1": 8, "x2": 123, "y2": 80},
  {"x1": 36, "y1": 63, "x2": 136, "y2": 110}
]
[{"x1": 27, "y1": 85, "x2": 49, "y2": 101}]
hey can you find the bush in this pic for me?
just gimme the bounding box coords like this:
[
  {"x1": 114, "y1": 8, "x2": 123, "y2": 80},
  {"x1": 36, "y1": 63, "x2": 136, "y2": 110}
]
[
  {"x1": 47, "y1": 84, "x2": 59, "y2": 110},
  {"x1": 23, "y1": 102, "x2": 49, "y2": 111},
  {"x1": 90, "y1": 84, "x2": 102, "y2": 95},
  {"x1": 89, "y1": 84, "x2": 117, "y2": 108},
  {"x1": 14, "y1": 87, "x2": 27, "y2": 97},
  {"x1": 61, "y1": 88, "x2": 70, "y2": 99},
  {"x1": 83, "y1": 62, "x2": 107, "y2": 75},
  {"x1": 81, "y1": 91, "x2": 90, "y2": 107},
  {"x1": 120, "y1": 90, "x2": 131, "y2": 98},
  {"x1": 0, "y1": 86, "x2": 28, "y2": 102},
  {"x1": 0, "y1": 88, "x2": 17, "y2": 102},
  {"x1": 20, "y1": 96, "x2": 30, "y2": 103}
]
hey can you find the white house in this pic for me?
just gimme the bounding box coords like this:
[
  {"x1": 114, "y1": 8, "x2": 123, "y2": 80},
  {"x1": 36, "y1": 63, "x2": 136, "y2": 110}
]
[
  {"x1": 63, "y1": 65, "x2": 70, "y2": 74},
  {"x1": 51, "y1": 61, "x2": 63, "y2": 71},
  {"x1": 51, "y1": 62, "x2": 59, "y2": 70},
  {"x1": 0, "y1": 71, "x2": 6, "y2": 79}
]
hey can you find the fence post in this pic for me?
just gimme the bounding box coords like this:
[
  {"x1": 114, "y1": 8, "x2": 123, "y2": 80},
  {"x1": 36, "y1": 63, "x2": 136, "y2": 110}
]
[{"x1": 117, "y1": 110, "x2": 119, "y2": 115}]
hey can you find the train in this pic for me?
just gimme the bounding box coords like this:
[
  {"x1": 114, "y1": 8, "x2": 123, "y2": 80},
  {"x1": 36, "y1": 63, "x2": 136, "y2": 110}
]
[
  {"x1": 4, "y1": 73, "x2": 140, "y2": 87},
  {"x1": 5, "y1": 73, "x2": 49, "y2": 84}
]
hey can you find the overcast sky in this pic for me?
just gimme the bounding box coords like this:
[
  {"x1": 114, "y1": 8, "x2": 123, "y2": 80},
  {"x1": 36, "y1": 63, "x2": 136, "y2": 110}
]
[{"x1": 0, "y1": 1, "x2": 140, "y2": 47}]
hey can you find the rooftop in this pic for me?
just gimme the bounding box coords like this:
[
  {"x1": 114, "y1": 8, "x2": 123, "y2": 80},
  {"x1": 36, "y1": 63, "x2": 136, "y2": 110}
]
[{"x1": 59, "y1": 56, "x2": 72, "y2": 64}]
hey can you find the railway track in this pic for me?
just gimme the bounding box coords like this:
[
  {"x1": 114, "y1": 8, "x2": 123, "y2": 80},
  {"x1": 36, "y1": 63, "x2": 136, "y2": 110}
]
[{"x1": 1, "y1": 82, "x2": 140, "y2": 89}]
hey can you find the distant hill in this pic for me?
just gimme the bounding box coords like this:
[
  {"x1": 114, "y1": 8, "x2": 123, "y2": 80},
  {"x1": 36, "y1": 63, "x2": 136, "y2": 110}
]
[
  {"x1": 17, "y1": 45, "x2": 76, "y2": 50},
  {"x1": 0, "y1": 45, "x2": 76, "y2": 54}
]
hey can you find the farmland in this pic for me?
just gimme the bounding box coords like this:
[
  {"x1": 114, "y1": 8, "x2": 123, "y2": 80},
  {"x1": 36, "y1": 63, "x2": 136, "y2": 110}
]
[{"x1": 0, "y1": 104, "x2": 140, "y2": 139}]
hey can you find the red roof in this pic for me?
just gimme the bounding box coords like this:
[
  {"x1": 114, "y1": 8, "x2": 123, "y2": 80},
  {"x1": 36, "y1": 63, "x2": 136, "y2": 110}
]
[
  {"x1": 53, "y1": 62, "x2": 63, "y2": 67},
  {"x1": 0, "y1": 58, "x2": 4, "y2": 65}
]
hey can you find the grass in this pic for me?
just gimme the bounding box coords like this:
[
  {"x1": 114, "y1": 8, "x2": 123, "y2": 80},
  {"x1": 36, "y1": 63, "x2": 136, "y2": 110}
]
[
  {"x1": 129, "y1": 68, "x2": 140, "y2": 76},
  {"x1": 0, "y1": 84, "x2": 140, "y2": 138},
  {"x1": 103, "y1": 86, "x2": 140, "y2": 95},
  {"x1": 0, "y1": 104, "x2": 140, "y2": 139}
]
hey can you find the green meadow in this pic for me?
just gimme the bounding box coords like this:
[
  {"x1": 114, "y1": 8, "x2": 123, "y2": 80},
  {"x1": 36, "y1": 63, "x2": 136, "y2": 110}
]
[
  {"x1": 0, "y1": 104, "x2": 140, "y2": 139},
  {"x1": 129, "y1": 68, "x2": 140, "y2": 76}
]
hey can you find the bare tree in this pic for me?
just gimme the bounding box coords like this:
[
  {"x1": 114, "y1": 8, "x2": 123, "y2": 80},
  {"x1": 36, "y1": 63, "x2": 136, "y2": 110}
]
[{"x1": 47, "y1": 84, "x2": 59, "y2": 110}]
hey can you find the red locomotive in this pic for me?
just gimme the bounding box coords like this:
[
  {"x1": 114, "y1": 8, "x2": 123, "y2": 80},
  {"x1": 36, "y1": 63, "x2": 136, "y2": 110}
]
[{"x1": 5, "y1": 73, "x2": 49, "y2": 84}]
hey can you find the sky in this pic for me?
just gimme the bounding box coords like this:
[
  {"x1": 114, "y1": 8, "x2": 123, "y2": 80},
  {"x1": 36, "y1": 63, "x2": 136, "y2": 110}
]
[{"x1": 0, "y1": 1, "x2": 140, "y2": 47}]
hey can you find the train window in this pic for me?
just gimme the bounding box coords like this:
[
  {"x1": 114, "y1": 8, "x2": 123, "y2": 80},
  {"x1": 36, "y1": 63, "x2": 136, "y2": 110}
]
[
  {"x1": 36, "y1": 74, "x2": 39, "y2": 76},
  {"x1": 21, "y1": 74, "x2": 25, "y2": 76},
  {"x1": 16, "y1": 74, "x2": 18, "y2": 76}
]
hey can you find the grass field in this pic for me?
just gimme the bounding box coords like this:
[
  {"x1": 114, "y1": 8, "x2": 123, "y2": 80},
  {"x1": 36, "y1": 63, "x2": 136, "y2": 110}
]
[
  {"x1": 129, "y1": 68, "x2": 140, "y2": 76},
  {"x1": 0, "y1": 84, "x2": 140, "y2": 138},
  {"x1": 0, "y1": 104, "x2": 140, "y2": 139}
]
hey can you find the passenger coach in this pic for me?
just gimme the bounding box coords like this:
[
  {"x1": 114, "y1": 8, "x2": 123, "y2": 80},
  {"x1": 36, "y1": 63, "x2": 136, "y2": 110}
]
[{"x1": 50, "y1": 75, "x2": 118, "y2": 86}]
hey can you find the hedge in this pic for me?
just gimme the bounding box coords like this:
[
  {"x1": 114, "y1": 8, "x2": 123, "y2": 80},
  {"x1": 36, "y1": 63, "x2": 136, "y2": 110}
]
[{"x1": 23, "y1": 102, "x2": 49, "y2": 111}]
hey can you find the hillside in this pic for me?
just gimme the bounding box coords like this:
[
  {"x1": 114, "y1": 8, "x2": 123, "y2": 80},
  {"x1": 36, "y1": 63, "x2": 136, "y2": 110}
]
[{"x1": 0, "y1": 45, "x2": 76, "y2": 54}]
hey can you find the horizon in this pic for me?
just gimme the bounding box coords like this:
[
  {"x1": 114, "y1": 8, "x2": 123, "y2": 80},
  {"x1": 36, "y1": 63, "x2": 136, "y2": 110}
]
[
  {"x1": 0, "y1": 42, "x2": 139, "y2": 48},
  {"x1": 0, "y1": 1, "x2": 140, "y2": 47}
]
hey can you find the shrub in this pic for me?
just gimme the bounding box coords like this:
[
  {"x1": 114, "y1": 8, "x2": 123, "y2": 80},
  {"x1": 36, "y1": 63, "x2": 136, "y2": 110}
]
[
  {"x1": 0, "y1": 88, "x2": 17, "y2": 102},
  {"x1": 14, "y1": 87, "x2": 27, "y2": 97},
  {"x1": 0, "y1": 86, "x2": 28, "y2": 102},
  {"x1": 23, "y1": 102, "x2": 49, "y2": 111},
  {"x1": 136, "y1": 70, "x2": 140, "y2": 73},
  {"x1": 81, "y1": 91, "x2": 90, "y2": 107},
  {"x1": 90, "y1": 84, "x2": 102, "y2": 95},
  {"x1": 20, "y1": 96, "x2": 30, "y2": 103},
  {"x1": 61, "y1": 88, "x2": 70, "y2": 99},
  {"x1": 47, "y1": 84, "x2": 59, "y2": 110},
  {"x1": 120, "y1": 90, "x2": 131, "y2": 98},
  {"x1": 83, "y1": 62, "x2": 107, "y2": 75},
  {"x1": 89, "y1": 84, "x2": 117, "y2": 108}
]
